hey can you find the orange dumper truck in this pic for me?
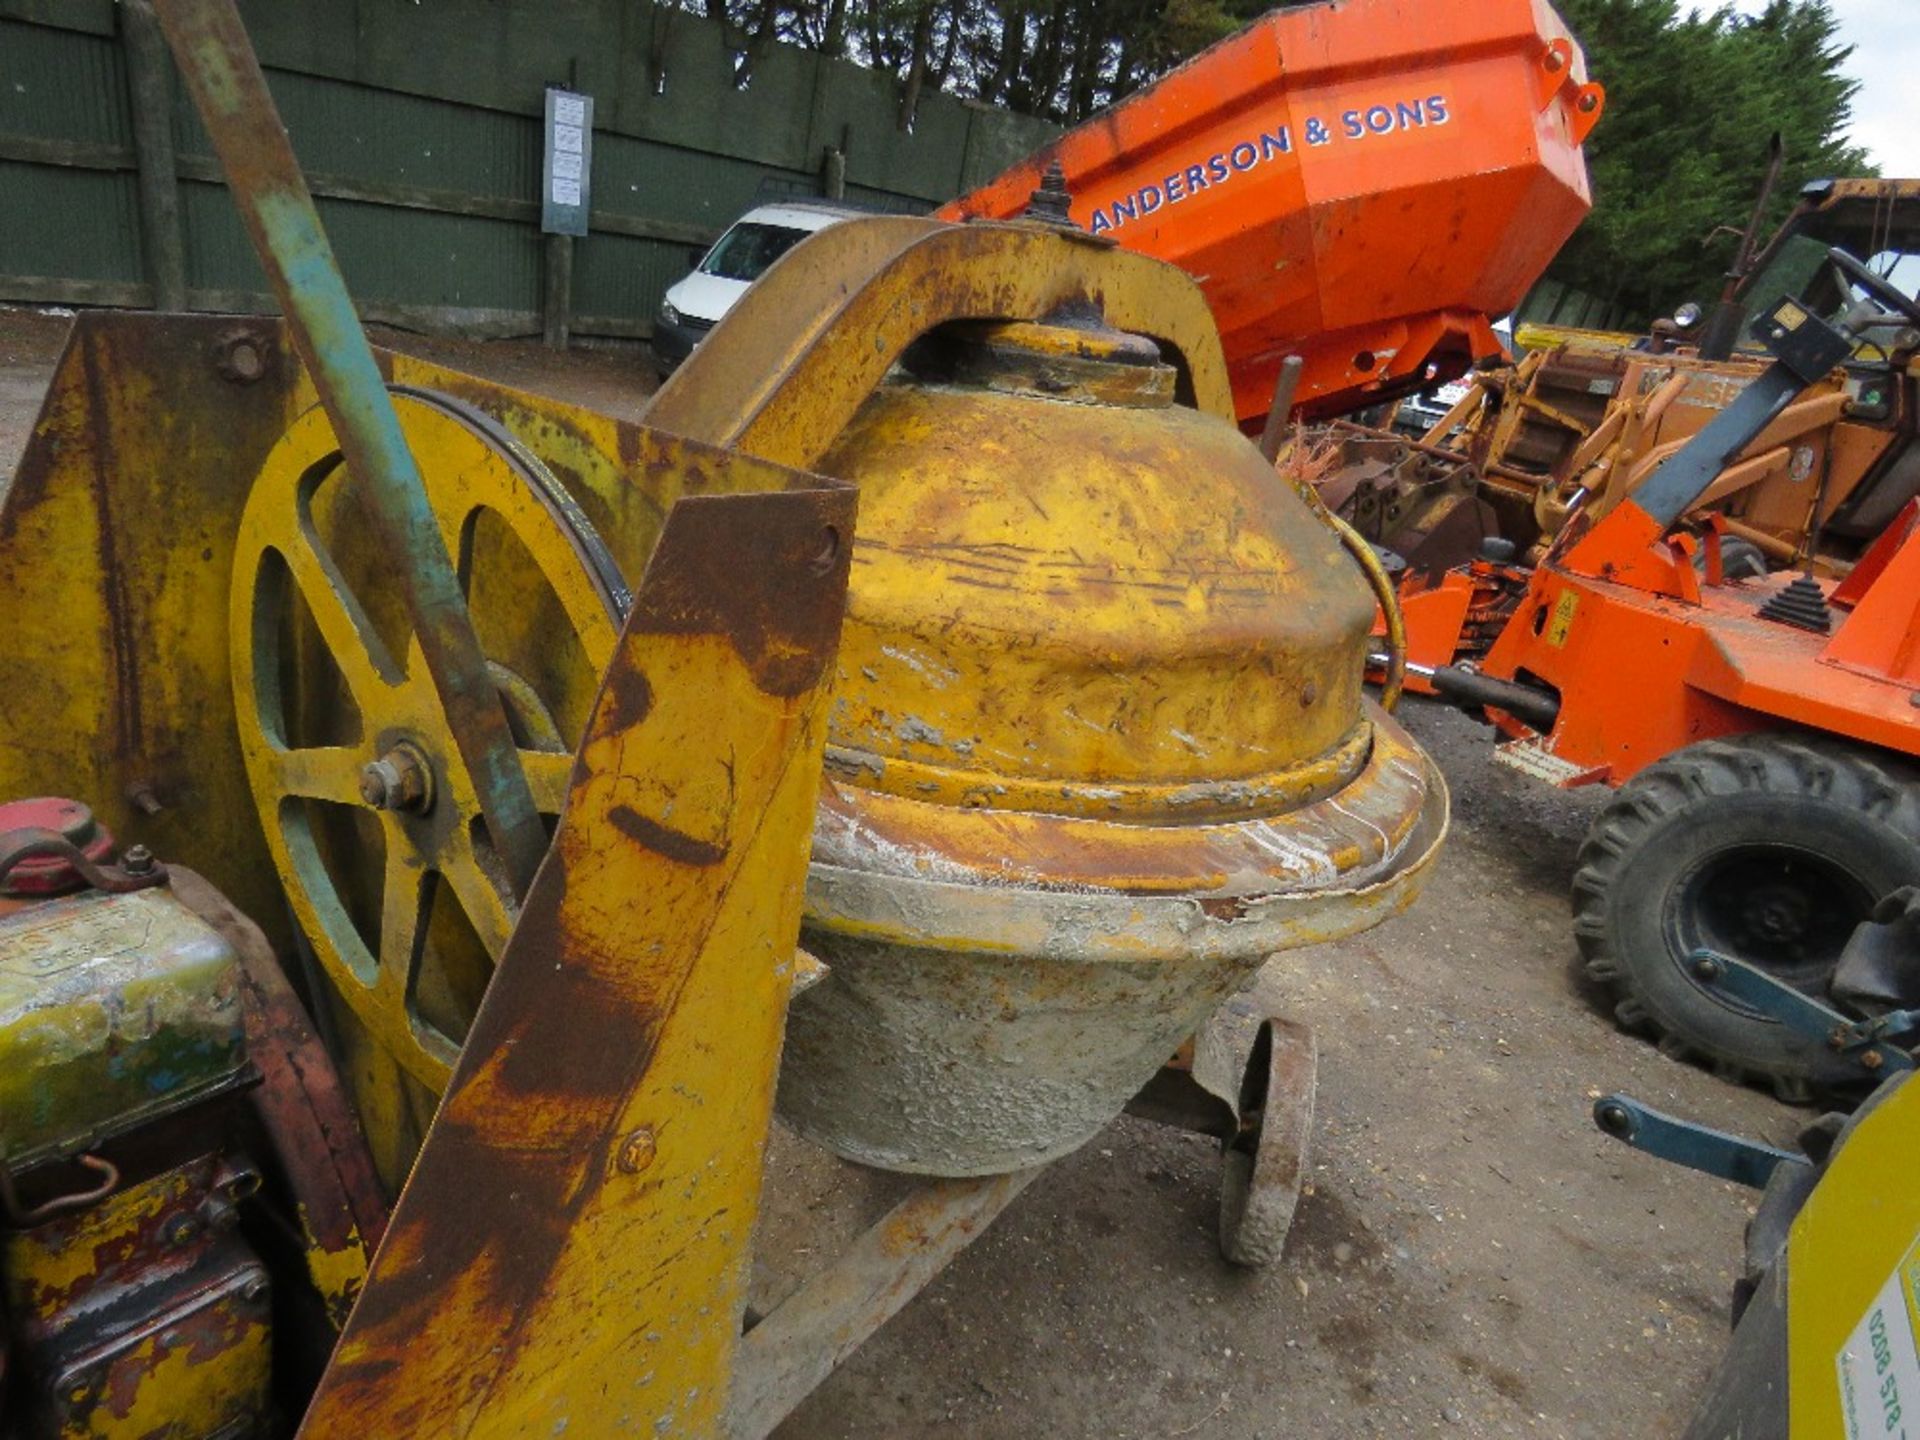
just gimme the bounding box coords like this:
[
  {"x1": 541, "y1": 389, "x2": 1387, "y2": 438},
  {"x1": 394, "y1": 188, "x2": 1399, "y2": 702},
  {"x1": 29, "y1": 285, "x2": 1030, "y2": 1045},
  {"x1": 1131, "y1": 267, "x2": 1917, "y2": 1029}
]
[{"x1": 944, "y1": 0, "x2": 1605, "y2": 429}]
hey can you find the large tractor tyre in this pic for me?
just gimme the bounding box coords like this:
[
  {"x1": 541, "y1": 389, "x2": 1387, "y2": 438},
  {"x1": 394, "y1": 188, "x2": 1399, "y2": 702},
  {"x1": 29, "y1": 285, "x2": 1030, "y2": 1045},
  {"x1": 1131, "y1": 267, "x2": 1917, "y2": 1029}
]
[{"x1": 1572, "y1": 733, "x2": 1920, "y2": 1101}]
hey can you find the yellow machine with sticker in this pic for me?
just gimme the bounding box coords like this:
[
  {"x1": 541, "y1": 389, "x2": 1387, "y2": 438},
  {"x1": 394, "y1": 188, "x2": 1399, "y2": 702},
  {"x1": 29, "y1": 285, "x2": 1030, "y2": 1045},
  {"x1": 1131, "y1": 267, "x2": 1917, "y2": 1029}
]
[
  {"x1": 1596, "y1": 890, "x2": 1920, "y2": 1437},
  {"x1": 1672, "y1": 1072, "x2": 1920, "y2": 1439}
]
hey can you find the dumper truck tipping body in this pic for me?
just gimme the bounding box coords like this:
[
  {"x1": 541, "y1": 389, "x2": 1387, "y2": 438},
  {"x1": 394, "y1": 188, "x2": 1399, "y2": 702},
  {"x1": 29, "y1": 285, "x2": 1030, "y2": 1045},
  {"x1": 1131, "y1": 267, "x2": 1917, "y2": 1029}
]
[{"x1": 945, "y1": 0, "x2": 1605, "y2": 428}]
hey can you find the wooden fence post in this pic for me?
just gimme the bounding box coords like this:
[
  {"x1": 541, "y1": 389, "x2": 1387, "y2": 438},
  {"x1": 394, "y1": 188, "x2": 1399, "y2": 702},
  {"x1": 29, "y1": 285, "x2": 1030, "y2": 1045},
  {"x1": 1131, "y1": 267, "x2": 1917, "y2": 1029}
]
[{"x1": 122, "y1": 0, "x2": 189, "y2": 311}]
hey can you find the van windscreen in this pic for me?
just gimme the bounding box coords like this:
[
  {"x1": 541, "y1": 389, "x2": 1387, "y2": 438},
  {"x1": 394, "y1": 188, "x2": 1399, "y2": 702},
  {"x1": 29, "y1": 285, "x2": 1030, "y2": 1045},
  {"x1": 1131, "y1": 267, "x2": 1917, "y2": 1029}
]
[{"x1": 699, "y1": 223, "x2": 812, "y2": 282}]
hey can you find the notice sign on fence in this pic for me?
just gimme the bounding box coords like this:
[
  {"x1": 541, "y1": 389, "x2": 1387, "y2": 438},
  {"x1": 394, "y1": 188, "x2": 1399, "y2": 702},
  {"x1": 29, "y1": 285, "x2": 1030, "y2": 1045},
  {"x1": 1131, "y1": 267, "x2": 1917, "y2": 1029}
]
[{"x1": 543, "y1": 87, "x2": 593, "y2": 237}]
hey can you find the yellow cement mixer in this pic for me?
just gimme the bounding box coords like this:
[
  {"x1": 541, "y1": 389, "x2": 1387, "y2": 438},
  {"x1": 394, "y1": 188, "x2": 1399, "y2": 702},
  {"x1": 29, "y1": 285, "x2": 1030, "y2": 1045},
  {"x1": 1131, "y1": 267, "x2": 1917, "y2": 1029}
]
[{"x1": 0, "y1": 0, "x2": 1444, "y2": 1432}]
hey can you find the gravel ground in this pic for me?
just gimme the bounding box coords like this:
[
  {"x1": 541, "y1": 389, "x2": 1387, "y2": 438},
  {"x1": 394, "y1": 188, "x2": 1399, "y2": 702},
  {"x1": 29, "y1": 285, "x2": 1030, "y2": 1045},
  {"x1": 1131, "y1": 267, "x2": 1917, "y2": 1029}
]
[
  {"x1": 1, "y1": 305, "x2": 1801, "y2": 1438},
  {"x1": 0, "y1": 306, "x2": 70, "y2": 479},
  {"x1": 765, "y1": 697, "x2": 1797, "y2": 1440}
]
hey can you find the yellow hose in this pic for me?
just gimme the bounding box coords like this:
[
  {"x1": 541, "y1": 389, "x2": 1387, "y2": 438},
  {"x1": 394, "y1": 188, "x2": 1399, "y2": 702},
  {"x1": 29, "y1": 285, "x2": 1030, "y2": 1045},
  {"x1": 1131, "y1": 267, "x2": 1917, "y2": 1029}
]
[
  {"x1": 1272, "y1": 448, "x2": 1407, "y2": 714},
  {"x1": 1325, "y1": 508, "x2": 1407, "y2": 713},
  {"x1": 1260, "y1": 355, "x2": 1405, "y2": 712}
]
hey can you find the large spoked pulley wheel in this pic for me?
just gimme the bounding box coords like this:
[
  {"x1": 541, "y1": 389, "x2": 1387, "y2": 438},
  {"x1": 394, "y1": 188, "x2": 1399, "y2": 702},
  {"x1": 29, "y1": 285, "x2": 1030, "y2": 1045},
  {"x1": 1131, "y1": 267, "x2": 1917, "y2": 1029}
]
[
  {"x1": 1573, "y1": 733, "x2": 1920, "y2": 1100},
  {"x1": 231, "y1": 388, "x2": 626, "y2": 1122}
]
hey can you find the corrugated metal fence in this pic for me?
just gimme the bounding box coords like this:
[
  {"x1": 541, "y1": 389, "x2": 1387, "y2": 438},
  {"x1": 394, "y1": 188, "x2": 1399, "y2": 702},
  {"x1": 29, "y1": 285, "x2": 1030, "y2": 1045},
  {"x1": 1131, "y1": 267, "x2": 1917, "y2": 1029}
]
[{"x1": 0, "y1": 0, "x2": 1059, "y2": 339}]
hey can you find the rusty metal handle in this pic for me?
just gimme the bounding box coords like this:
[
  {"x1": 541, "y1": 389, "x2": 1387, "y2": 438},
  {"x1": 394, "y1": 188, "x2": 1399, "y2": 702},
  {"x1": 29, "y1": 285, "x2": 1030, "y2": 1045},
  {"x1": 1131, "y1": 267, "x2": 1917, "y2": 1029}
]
[
  {"x1": 149, "y1": 0, "x2": 547, "y2": 900},
  {"x1": 1257, "y1": 355, "x2": 1305, "y2": 465},
  {"x1": 0, "y1": 827, "x2": 169, "y2": 895},
  {"x1": 646, "y1": 216, "x2": 1235, "y2": 467},
  {"x1": 1266, "y1": 446, "x2": 1408, "y2": 714}
]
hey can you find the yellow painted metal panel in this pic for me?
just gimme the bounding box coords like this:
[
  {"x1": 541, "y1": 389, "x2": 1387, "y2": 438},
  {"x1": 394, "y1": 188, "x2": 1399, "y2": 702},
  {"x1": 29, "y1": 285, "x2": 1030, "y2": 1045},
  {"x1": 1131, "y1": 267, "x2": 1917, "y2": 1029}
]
[{"x1": 1789, "y1": 1077, "x2": 1920, "y2": 1436}]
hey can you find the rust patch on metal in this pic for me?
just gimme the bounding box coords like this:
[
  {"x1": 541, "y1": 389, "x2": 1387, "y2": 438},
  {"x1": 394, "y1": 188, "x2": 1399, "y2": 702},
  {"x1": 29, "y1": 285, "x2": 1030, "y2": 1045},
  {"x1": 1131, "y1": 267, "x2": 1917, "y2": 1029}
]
[
  {"x1": 603, "y1": 665, "x2": 653, "y2": 730},
  {"x1": 305, "y1": 764, "x2": 764, "y2": 1423},
  {"x1": 634, "y1": 487, "x2": 857, "y2": 698},
  {"x1": 7, "y1": 1150, "x2": 271, "y2": 1434},
  {"x1": 298, "y1": 445, "x2": 853, "y2": 1432},
  {"x1": 170, "y1": 869, "x2": 387, "y2": 1299},
  {"x1": 0, "y1": 311, "x2": 311, "y2": 974},
  {"x1": 77, "y1": 331, "x2": 146, "y2": 765},
  {"x1": 304, "y1": 866, "x2": 675, "y2": 1416},
  {"x1": 608, "y1": 804, "x2": 726, "y2": 867},
  {"x1": 615, "y1": 415, "x2": 643, "y2": 475}
]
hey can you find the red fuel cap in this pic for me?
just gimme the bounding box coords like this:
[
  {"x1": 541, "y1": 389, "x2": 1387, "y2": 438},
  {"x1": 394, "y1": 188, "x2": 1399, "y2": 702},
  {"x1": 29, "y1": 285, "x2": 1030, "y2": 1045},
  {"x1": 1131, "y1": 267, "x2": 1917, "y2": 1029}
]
[{"x1": 0, "y1": 797, "x2": 117, "y2": 897}]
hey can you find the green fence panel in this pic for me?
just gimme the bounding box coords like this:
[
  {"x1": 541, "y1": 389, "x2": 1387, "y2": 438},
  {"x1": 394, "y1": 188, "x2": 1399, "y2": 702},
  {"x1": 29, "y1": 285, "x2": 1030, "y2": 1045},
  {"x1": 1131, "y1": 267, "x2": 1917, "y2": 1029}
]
[
  {"x1": 0, "y1": 17, "x2": 130, "y2": 148},
  {"x1": 0, "y1": 0, "x2": 112, "y2": 35},
  {"x1": 0, "y1": 0, "x2": 1060, "y2": 336},
  {"x1": 593, "y1": 131, "x2": 797, "y2": 232},
  {"x1": 574, "y1": 230, "x2": 690, "y2": 330},
  {"x1": 268, "y1": 73, "x2": 542, "y2": 203},
  {"x1": 0, "y1": 160, "x2": 142, "y2": 289},
  {"x1": 958, "y1": 105, "x2": 1059, "y2": 192}
]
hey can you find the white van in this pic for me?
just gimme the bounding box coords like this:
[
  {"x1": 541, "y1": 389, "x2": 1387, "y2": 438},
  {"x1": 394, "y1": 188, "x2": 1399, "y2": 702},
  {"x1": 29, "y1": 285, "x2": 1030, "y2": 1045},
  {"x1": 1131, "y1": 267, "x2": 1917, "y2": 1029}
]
[{"x1": 651, "y1": 201, "x2": 865, "y2": 375}]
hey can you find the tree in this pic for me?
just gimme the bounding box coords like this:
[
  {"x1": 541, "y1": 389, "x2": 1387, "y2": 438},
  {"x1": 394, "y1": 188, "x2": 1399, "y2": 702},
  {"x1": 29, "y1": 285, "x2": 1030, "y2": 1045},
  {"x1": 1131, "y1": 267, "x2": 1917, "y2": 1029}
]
[
  {"x1": 671, "y1": 0, "x2": 1307, "y2": 127},
  {"x1": 1548, "y1": 0, "x2": 1873, "y2": 326}
]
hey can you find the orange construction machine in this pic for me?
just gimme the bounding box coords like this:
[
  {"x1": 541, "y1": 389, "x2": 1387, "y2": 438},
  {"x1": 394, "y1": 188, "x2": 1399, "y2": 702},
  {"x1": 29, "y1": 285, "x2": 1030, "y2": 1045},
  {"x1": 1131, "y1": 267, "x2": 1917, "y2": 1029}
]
[
  {"x1": 1301, "y1": 178, "x2": 1920, "y2": 717},
  {"x1": 942, "y1": 0, "x2": 1603, "y2": 430},
  {"x1": 1420, "y1": 258, "x2": 1920, "y2": 1100}
]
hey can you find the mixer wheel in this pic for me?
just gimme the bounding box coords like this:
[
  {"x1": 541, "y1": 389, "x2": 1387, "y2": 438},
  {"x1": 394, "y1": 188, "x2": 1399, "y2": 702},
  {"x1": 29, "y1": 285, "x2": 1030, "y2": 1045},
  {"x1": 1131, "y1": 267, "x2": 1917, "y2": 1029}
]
[
  {"x1": 230, "y1": 388, "x2": 624, "y2": 1119},
  {"x1": 1217, "y1": 1017, "x2": 1317, "y2": 1267}
]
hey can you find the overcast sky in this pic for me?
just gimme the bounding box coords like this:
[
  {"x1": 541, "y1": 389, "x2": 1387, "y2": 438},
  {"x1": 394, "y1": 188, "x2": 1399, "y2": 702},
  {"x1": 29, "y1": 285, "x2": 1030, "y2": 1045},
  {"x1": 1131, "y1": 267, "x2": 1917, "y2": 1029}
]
[{"x1": 1720, "y1": 0, "x2": 1918, "y2": 176}]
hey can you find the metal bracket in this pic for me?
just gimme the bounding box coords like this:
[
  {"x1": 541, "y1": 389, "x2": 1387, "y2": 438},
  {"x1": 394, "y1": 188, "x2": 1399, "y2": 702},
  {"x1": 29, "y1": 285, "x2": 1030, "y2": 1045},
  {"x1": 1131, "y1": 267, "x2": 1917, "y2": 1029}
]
[
  {"x1": 1594, "y1": 949, "x2": 1914, "y2": 1188},
  {"x1": 1593, "y1": 1095, "x2": 1807, "y2": 1189},
  {"x1": 728, "y1": 1169, "x2": 1041, "y2": 1439},
  {"x1": 0, "y1": 828, "x2": 169, "y2": 896},
  {"x1": 1689, "y1": 948, "x2": 1917, "y2": 1080}
]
